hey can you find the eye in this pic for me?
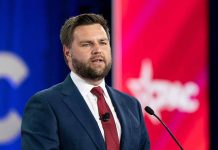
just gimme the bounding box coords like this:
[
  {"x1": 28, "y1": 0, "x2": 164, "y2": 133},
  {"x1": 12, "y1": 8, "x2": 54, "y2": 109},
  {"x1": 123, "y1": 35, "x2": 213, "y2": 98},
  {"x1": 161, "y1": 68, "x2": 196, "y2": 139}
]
[
  {"x1": 81, "y1": 43, "x2": 91, "y2": 47},
  {"x1": 100, "y1": 41, "x2": 108, "y2": 45}
]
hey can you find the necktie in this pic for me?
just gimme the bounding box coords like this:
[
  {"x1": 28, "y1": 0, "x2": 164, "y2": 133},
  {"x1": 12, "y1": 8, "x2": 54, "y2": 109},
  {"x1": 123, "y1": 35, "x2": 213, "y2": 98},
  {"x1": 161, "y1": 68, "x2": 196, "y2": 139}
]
[{"x1": 91, "y1": 86, "x2": 120, "y2": 150}]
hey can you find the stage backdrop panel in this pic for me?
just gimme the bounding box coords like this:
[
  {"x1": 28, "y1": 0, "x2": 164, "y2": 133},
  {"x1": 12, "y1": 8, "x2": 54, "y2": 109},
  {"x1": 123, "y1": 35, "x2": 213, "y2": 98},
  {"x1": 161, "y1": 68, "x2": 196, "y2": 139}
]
[
  {"x1": 112, "y1": 0, "x2": 209, "y2": 149},
  {"x1": 0, "y1": 1, "x2": 78, "y2": 149}
]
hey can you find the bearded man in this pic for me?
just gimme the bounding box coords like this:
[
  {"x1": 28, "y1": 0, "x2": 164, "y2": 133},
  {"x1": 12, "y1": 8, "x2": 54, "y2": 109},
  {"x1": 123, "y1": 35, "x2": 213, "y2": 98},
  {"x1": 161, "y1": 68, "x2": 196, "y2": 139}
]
[{"x1": 21, "y1": 13, "x2": 150, "y2": 150}]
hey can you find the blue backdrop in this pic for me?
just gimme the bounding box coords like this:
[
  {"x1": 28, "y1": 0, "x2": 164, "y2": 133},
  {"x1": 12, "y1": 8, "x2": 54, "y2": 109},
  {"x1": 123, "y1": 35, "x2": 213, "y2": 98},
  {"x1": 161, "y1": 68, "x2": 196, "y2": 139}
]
[{"x1": 0, "y1": 0, "x2": 79, "y2": 149}]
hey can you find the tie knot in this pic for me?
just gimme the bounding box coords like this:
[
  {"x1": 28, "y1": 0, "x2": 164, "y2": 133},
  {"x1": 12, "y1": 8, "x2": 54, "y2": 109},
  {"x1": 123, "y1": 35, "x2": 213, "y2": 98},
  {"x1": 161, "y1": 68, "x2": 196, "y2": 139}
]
[{"x1": 91, "y1": 86, "x2": 104, "y2": 97}]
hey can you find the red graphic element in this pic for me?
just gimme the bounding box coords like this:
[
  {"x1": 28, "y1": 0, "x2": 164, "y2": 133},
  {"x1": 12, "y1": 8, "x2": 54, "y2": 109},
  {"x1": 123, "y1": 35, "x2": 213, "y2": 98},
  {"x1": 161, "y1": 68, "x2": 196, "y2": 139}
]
[{"x1": 112, "y1": 0, "x2": 209, "y2": 149}]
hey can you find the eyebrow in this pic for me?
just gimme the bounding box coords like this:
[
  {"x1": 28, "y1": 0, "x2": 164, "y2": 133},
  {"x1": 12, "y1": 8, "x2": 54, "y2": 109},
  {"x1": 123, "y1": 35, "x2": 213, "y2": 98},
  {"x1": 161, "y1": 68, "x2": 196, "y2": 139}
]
[
  {"x1": 99, "y1": 38, "x2": 109, "y2": 41},
  {"x1": 79, "y1": 38, "x2": 109, "y2": 43}
]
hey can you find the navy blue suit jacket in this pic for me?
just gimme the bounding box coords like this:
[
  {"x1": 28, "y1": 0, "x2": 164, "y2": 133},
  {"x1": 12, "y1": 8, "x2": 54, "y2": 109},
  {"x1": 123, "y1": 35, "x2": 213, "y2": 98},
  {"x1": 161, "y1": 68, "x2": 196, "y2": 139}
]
[{"x1": 21, "y1": 75, "x2": 150, "y2": 150}]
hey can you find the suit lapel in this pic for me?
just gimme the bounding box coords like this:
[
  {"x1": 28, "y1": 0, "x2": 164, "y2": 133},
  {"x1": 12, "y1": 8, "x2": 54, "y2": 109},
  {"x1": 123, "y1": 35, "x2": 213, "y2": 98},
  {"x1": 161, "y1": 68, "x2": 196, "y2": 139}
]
[
  {"x1": 106, "y1": 86, "x2": 132, "y2": 150},
  {"x1": 61, "y1": 75, "x2": 106, "y2": 150}
]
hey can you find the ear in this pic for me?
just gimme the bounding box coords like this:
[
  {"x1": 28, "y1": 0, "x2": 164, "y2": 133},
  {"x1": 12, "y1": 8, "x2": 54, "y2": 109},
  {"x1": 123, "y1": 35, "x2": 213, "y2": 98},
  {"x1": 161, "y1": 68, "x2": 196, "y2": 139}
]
[{"x1": 63, "y1": 45, "x2": 71, "y2": 61}]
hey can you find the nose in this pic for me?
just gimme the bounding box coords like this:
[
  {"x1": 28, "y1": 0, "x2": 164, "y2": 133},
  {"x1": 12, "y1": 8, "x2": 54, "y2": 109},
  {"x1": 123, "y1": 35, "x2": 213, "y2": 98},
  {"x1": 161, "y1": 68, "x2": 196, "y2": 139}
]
[{"x1": 92, "y1": 43, "x2": 101, "y2": 54}]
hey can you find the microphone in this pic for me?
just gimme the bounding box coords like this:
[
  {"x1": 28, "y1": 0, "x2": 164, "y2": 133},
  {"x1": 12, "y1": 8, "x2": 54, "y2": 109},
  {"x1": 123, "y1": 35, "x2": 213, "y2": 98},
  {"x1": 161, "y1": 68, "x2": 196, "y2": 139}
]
[
  {"x1": 100, "y1": 112, "x2": 110, "y2": 122},
  {"x1": 144, "y1": 106, "x2": 184, "y2": 150}
]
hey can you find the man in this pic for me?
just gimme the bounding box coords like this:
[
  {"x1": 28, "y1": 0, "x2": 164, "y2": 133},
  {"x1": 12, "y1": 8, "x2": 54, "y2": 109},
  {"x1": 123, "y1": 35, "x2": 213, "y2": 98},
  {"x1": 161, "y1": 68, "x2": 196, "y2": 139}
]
[{"x1": 21, "y1": 13, "x2": 150, "y2": 150}]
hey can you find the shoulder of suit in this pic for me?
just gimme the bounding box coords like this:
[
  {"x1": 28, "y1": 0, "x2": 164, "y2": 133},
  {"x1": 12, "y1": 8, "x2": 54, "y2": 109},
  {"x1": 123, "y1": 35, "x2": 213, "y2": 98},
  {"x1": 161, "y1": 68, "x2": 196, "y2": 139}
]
[
  {"x1": 107, "y1": 86, "x2": 138, "y2": 102},
  {"x1": 30, "y1": 81, "x2": 64, "y2": 101}
]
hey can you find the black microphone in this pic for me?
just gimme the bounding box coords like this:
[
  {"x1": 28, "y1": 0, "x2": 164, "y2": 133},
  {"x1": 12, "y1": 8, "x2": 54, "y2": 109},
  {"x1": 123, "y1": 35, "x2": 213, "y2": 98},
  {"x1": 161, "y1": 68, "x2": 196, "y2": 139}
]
[
  {"x1": 144, "y1": 106, "x2": 184, "y2": 150},
  {"x1": 99, "y1": 112, "x2": 110, "y2": 122}
]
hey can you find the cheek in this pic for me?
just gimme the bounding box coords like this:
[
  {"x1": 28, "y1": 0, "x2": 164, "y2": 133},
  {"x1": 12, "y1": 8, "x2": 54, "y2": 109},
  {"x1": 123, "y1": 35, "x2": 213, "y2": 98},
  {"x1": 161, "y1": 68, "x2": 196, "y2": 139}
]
[
  {"x1": 105, "y1": 50, "x2": 112, "y2": 61},
  {"x1": 72, "y1": 50, "x2": 90, "y2": 61},
  {"x1": 106, "y1": 50, "x2": 111, "y2": 59}
]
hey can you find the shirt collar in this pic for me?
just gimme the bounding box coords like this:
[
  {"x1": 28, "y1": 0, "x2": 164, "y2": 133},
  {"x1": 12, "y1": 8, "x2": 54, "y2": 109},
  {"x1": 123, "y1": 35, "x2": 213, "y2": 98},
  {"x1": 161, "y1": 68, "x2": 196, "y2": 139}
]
[{"x1": 70, "y1": 71, "x2": 108, "y2": 97}]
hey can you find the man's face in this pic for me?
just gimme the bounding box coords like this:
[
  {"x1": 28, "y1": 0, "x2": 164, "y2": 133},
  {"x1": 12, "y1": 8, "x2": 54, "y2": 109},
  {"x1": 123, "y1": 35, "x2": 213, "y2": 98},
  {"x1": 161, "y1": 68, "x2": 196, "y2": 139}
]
[{"x1": 68, "y1": 24, "x2": 112, "y2": 81}]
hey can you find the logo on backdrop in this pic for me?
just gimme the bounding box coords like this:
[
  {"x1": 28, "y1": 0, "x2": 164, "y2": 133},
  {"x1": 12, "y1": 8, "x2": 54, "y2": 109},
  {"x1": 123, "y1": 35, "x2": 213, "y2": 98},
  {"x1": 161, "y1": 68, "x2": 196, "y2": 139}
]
[
  {"x1": 0, "y1": 51, "x2": 29, "y2": 143},
  {"x1": 127, "y1": 59, "x2": 199, "y2": 124}
]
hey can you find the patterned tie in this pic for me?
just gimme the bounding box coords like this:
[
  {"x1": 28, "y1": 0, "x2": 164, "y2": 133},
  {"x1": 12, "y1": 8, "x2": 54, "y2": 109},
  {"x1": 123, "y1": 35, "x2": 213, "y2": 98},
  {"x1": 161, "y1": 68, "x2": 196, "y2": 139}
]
[{"x1": 91, "y1": 86, "x2": 120, "y2": 150}]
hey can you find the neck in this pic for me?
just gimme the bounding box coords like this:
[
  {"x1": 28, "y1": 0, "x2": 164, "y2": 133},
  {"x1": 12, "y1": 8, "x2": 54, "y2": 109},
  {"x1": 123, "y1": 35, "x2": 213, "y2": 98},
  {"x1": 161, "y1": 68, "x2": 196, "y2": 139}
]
[
  {"x1": 84, "y1": 78, "x2": 103, "y2": 86},
  {"x1": 71, "y1": 70, "x2": 104, "y2": 86}
]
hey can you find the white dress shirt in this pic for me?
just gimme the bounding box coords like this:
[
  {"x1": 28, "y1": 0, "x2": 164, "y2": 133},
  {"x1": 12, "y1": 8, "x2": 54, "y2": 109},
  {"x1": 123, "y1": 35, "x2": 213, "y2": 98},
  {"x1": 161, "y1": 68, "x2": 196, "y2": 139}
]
[{"x1": 70, "y1": 71, "x2": 121, "y2": 140}]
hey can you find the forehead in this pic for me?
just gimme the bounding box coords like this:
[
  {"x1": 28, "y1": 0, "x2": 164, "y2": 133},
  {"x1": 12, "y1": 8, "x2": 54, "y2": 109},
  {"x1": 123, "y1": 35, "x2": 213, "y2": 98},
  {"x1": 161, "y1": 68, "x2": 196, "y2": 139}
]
[{"x1": 73, "y1": 24, "x2": 108, "y2": 41}]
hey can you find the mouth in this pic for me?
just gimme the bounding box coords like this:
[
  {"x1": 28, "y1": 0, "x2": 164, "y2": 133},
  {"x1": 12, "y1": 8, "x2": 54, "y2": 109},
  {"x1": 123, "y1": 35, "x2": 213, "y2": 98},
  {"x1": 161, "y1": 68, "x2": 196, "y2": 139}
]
[
  {"x1": 92, "y1": 59, "x2": 103, "y2": 63},
  {"x1": 91, "y1": 56, "x2": 105, "y2": 63}
]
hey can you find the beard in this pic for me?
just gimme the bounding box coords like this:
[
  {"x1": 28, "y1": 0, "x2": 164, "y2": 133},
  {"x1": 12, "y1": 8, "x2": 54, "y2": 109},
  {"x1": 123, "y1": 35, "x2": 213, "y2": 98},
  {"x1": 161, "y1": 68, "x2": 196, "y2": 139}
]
[{"x1": 71, "y1": 56, "x2": 112, "y2": 81}]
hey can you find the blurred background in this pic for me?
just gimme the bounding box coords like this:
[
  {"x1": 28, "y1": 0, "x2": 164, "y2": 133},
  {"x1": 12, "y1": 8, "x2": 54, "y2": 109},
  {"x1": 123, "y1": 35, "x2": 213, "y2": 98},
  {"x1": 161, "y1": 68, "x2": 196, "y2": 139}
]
[{"x1": 0, "y1": 0, "x2": 217, "y2": 149}]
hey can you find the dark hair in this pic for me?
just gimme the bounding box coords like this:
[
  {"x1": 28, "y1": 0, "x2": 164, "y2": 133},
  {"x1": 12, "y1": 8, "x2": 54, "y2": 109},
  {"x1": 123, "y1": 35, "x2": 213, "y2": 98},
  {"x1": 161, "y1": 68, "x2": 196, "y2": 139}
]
[{"x1": 60, "y1": 13, "x2": 110, "y2": 48}]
